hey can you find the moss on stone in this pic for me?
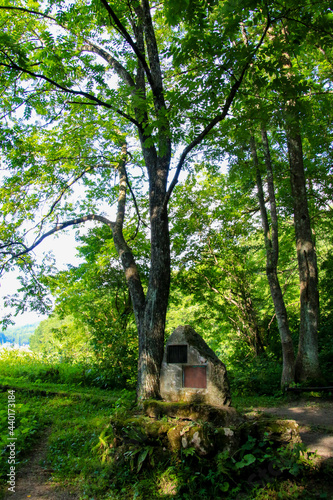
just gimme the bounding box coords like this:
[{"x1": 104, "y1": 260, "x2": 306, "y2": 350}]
[
  {"x1": 109, "y1": 401, "x2": 301, "y2": 464},
  {"x1": 113, "y1": 415, "x2": 173, "y2": 436},
  {"x1": 184, "y1": 425, "x2": 214, "y2": 455},
  {"x1": 143, "y1": 399, "x2": 243, "y2": 426},
  {"x1": 263, "y1": 418, "x2": 301, "y2": 444},
  {"x1": 167, "y1": 423, "x2": 187, "y2": 451},
  {"x1": 238, "y1": 416, "x2": 301, "y2": 446}
]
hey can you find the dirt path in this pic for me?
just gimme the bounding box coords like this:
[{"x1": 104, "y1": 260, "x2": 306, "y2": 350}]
[
  {"x1": 256, "y1": 400, "x2": 333, "y2": 458},
  {"x1": 3, "y1": 430, "x2": 79, "y2": 500}
]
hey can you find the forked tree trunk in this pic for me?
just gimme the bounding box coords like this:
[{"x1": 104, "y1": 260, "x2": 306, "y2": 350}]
[
  {"x1": 286, "y1": 130, "x2": 321, "y2": 382},
  {"x1": 100, "y1": 0, "x2": 269, "y2": 401},
  {"x1": 128, "y1": 1, "x2": 172, "y2": 401},
  {"x1": 250, "y1": 133, "x2": 295, "y2": 387},
  {"x1": 0, "y1": 0, "x2": 271, "y2": 402},
  {"x1": 111, "y1": 149, "x2": 171, "y2": 401}
]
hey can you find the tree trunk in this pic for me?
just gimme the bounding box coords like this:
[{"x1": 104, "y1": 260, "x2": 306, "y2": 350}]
[
  {"x1": 250, "y1": 133, "x2": 295, "y2": 387},
  {"x1": 136, "y1": 157, "x2": 171, "y2": 401},
  {"x1": 126, "y1": 1, "x2": 172, "y2": 401},
  {"x1": 286, "y1": 130, "x2": 321, "y2": 382},
  {"x1": 111, "y1": 147, "x2": 171, "y2": 401},
  {"x1": 279, "y1": 26, "x2": 321, "y2": 383}
]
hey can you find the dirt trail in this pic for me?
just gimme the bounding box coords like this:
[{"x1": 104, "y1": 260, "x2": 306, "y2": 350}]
[
  {"x1": 257, "y1": 400, "x2": 333, "y2": 457},
  {"x1": 3, "y1": 430, "x2": 79, "y2": 500}
]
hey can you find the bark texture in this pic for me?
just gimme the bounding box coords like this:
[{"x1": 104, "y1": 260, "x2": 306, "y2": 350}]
[
  {"x1": 111, "y1": 146, "x2": 170, "y2": 401},
  {"x1": 136, "y1": 155, "x2": 171, "y2": 401},
  {"x1": 280, "y1": 28, "x2": 321, "y2": 383},
  {"x1": 286, "y1": 131, "x2": 321, "y2": 382},
  {"x1": 250, "y1": 133, "x2": 295, "y2": 387}
]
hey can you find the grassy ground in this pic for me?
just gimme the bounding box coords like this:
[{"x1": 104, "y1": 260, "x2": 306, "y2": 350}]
[
  {"x1": 1, "y1": 377, "x2": 332, "y2": 500},
  {"x1": 0, "y1": 378, "x2": 134, "y2": 498},
  {"x1": 0, "y1": 346, "x2": 332, "y2": 500}
]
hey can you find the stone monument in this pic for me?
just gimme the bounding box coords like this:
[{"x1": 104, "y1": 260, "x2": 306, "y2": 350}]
[{"x1": 160, "y1": 325, "x2": 231, "y2": 406}]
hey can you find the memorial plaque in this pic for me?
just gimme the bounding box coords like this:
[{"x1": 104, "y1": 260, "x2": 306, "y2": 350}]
[
  {"x1": 167, "y1": 344, "x2": 188, "y2": 363},
  {"x1": 183, "y1": 365, "x2": 207, "y2": 388}
]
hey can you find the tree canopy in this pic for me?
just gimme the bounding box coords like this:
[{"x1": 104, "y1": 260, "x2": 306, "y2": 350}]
[{"x1": 1, "y1": 0, "x2": 333, "y2": 396}]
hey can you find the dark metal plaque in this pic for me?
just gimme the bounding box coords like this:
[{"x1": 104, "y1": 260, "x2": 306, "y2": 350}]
[
  {"x1": 183, "y1": 366, "x2": 207, "y2": 388},
  {"x1": 167, "y1": 345, "x2": 188, "y2": 363}
]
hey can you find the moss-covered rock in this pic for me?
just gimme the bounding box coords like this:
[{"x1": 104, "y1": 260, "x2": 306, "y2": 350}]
[
  {"x1": 167, "y1": 422, "x2": 188, "y2": 451},
  {"x1": 167, "y1": 422, "x2": 227, "y2": 455},
  {"x1": 240, "y1": 417, "x2": 301, "y2": 446},
  {"x1": 109, "y1": 402, "x2": 301, "y2": 465},
  {"x1": 143, "y1": 400, "x2": 244, "y2": 426},
  {"x1": 214, "y1": 426, "x2": 241, "y2": 455},
  {"x1": 181, "y1": 425, "x2": 214, "y2": 455},
  {"x1": 261, "y1": 418, "x2": 301, "y2": 445},
  {"x1": 111, "y1": 414, "x2": 174, "y2": 449}
]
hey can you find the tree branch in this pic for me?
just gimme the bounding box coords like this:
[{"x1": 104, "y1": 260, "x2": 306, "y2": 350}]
[
  {"x1": 99, "y1": 0, "x2": 154, "y2": 87},
  {"x1": 282, "y1": 15, "x2": 333, "y2": 40},
  {"x1": 1, "y1": 214, "x2": 114, "y2": 266},
  {"x1": 81, "y1": 42, "x2": 136, "y2": 90},
  {"x1": 34, "y1": 166, "x2": 98, "y2": 241},
  {"x1": 111, "y1": 144, "x2": 146, "y2": 326},
  {"x1": 0, "y1": 59, "x2": 140, "y2": 128},
  {"x1": 163, "y1": 15, "x2": 271, "y2": 208},
  {"x1": 140, "y1": 0, "x2": 165, "y2": 109},
  {"x1": 123, "y1": 162, "x2": 148, "y2": 241},
  {"x1": 0, "y1": 6, "x2": 59, "y2": 24}
]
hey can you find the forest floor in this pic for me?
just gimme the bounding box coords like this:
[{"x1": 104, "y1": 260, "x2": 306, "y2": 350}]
[
  {"x1": 2, "y1": 399, "x2": 332, "y2": 500},
  {"x1": 254, "y1": 399, "x2": 333, "y2": 458},
  {"x1": 3, "y1": 429, "x2": 79, "y2": 500},
  {"x1": 253, "y1": 398, "x2": 333, "y2": 500}
]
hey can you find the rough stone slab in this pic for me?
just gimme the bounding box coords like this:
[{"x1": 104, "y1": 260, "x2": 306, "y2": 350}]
[
  {"x1": 143, "y1": 400, "x2": 244, "y2": 426},
  {"x1": 242, "y1": 416, "x2": 301, "y2": 445}
]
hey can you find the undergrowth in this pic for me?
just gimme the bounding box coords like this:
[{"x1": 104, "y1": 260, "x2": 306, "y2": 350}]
[
  {"x1": 96, "y1": 433, "x2": 319, "y2": 500},
  {"x1": 0, "y1": 350, "x2": 332, "y2": 499},
  {"x1": 1, "y1": 378, "x2": 330, "y2": 500},
  {"x1": 0, "y1": 382, "x2": 134, "y2": 497},
  {"x1": 0, "y1": 348, "x2": 129, "y2": 389}
]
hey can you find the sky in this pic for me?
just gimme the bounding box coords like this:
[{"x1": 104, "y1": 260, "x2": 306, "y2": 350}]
[{"x1": 1, "y1": 230, "x2": 81, "y2": 327}]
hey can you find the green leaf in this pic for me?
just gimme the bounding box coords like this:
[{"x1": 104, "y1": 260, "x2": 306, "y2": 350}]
[
  {"x1": 219, "y1": 481, "x2": 229, "y2": 492},
  {"x1": 137, "y1": 447, "x2": 150, "y2": 472},
  {"x1": 235, "y1": 454, "x2": 256, "y2": 469}
]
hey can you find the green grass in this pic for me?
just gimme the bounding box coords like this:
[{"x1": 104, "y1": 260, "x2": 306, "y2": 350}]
[
  {"x1": 232, "y1": 393, "x2": 287, "y2": 411},
  {"x1": 0, "y1": 347, "x2": 127, "y2": 389},
  {"x1": 0, "y1": 379, "x2": 135, "y2": 498},
  {"x1": 1, "y1": 351, "x2": 332, "y2": 499},
  {"x1": 1, "y1": 378, "x2": 331, "y2": 500},
  {"x1": 232, "y1": 391, "x2": 333, "y2": 413},
  {"x1": 0, "y1": 375, "x2": 127, "y2": 402}
]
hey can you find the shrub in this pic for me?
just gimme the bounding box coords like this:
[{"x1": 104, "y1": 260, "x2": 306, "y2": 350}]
[{"x1": 0, "y1": 348, "x2": 130, "y2": 389}]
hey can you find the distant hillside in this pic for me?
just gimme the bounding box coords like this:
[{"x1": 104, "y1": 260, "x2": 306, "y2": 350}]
[{"x1": 0, "y1": 322, "x2": 40, "y2": 346}]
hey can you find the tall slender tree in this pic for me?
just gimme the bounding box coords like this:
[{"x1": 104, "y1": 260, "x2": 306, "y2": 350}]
[
  {"x1": 250, "y1": 132, "x2": 295, "y2": 386},
  {"x1": 281, "y1": 25, "x2": 321, "y2": 382},
  {"x1": 219, "y1": 0, "x2": 333, "y2": 384}
]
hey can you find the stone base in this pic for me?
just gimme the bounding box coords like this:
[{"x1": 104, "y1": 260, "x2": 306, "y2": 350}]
[
  {"x1": 143, "y1": 400, "x2": 244, "y2": 426},
  {"x1": 111, "y1": 400, "x2": 301, "y2": 457}
]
